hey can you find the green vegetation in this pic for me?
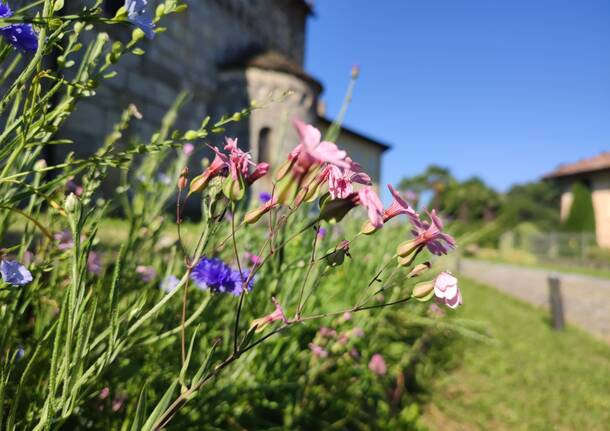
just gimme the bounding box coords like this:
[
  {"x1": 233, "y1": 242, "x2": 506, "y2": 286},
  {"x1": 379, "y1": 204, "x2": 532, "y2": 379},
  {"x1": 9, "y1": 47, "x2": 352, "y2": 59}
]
[
  {"x1": 424, "y1": 278, "x2": 610, "y2": 430},
  {"x1": 563, "y1": 181, "x2": 596, "y2": 233},
  {"x1": 398, "y1": 165, "x2": 561, "y2": 248}
]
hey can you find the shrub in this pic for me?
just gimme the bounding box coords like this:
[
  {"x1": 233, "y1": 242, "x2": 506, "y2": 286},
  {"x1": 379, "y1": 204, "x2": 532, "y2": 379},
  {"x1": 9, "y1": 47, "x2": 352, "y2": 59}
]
[{"x1": 563, "y1": 181, "x2": 596, "y2": 233}]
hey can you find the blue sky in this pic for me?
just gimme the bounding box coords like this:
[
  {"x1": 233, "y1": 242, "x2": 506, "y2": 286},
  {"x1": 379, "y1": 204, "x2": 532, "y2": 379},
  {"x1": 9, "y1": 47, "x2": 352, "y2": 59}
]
[{"x1": 305, "y1": 0, "x2": 610, "y2": 192}]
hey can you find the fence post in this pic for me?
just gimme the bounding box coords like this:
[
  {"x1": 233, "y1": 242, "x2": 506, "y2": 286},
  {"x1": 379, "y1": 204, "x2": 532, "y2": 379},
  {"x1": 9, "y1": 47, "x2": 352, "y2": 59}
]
[{"x1": 548, "y1": 273, "x2": 565, "y2": 331}]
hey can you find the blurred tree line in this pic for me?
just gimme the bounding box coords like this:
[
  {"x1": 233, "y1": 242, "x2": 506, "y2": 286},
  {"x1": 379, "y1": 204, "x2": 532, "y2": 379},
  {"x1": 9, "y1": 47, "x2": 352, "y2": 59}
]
[{"x1": 398, "y1": 165, "x2": 562, "y2": 246}]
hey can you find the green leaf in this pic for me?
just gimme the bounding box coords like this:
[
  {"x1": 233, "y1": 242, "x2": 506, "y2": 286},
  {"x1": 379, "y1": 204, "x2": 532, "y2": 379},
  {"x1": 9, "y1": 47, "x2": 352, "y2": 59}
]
[
  {"x1": 142, "y1": 380, "x2": 178, "y2": 431},
  {"x1": 130, "y1": 383, "x2": 149, "y2": 431}
]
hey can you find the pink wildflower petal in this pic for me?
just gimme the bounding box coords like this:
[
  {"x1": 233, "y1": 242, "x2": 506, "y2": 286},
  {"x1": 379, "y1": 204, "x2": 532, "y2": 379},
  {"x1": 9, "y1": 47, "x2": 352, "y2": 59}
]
[{"x1": 358, "y1": 187, "x2": 384, "y2": 228}]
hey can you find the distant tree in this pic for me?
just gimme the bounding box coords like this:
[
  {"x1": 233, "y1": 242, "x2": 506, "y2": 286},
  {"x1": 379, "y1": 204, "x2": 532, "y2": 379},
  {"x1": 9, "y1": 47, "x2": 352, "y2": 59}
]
[
  {"x1": 562, "y1": 181, "x2": 596, "y2": 232},
  {"x1": 398, "y1": 165, "x2": 455, "y2": 210},
  {"x1": 396, "y1": 167, "x2": 565, "y2": 246},
  {"x1": 500, "y1": 181, "x2": 561, "y2": 231}
]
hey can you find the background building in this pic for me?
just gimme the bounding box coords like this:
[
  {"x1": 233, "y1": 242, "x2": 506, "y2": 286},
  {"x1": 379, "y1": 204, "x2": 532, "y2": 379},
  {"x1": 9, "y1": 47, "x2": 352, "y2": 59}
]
[
  {"x1": 544, "y1": 152, "x2": 610, "y2": 248},
  {"x1": 56, "y1": 0, "x2": 389, "y2": 189}
]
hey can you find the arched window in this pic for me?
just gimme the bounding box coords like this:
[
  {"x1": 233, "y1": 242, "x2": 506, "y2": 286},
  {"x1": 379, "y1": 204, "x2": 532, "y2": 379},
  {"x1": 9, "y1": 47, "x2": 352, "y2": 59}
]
[
  {"x1": 258, "y1": 127, "x2": 272, "y2": 164},
  {"x1": 104, "y1": 0, "x2": 124, "y2": 16}
]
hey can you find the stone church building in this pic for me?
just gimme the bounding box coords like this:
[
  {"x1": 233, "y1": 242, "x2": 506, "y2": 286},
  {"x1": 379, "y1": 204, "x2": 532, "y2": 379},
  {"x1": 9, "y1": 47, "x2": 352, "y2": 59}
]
[
  {"x1": 59, "y1": 0, "x2": 389, "y2": 187},
  {"x1": 545, "y1": 152, "x2": 610, "y2": 248}
]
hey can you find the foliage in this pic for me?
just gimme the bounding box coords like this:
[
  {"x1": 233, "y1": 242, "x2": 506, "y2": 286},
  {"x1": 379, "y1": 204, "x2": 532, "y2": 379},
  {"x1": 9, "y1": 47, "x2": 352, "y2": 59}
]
[
  {"x1": 425, "y1": 279, "x2": 610, "y2": 430},
  {"x1": 398, "y1": 166, "x2": 561, "y2": 246},
  {"x1": 562, "y1": 181, "x2": 596, "y2": 233},
  {"x1": 0, "y1": 2, "x2": 473, "y2": 429}
]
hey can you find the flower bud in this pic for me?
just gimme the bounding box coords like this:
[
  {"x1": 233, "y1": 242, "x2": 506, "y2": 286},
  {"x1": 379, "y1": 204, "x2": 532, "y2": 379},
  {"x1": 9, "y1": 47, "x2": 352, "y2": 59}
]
[
  {"x1": 34, "y1": 159, "x2": 47, "y2": 171},
  {"x1": 189, "y1": 172, "x2": 209, "y2": 194},
  {"x1": 397, "y1": 253, "x2": 418, "y2": 267},
  {"x1": 222, "y1": 173, "x2": 246, "y2": 201},
  {"x1": 244, "y1": 199, "x2": 277, "y2": 224},
  {"x1": 407, "y1": 262, "x2": 431, "y2": 278},
  {"x1": 360, "y1": 220, "x2": 378, "y2": 235},
  {"x1": 397, "y1": 239, "x2": 420, "y2": 257},
  {"x1": 275, "y1": 158, "x2": 295, "y2": 182},
  {"x1": 64, "y1": 193, "x2": 79, "y2": 213},
  {"x1": 411, "y1": 281, "x2": 435, "y2": 301}
]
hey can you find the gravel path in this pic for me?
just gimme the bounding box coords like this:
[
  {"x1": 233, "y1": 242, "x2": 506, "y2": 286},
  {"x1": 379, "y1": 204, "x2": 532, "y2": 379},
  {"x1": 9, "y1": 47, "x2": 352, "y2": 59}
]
[{"x1": 459, "y1": 259, "x2": 610, "y2": 343}]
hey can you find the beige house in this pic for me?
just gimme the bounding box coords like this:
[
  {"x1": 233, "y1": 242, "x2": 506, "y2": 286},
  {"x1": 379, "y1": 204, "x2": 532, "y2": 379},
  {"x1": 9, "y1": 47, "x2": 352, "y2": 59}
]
[{"x1": 544, "y1": 152, "x2": 610, "y2": 248}]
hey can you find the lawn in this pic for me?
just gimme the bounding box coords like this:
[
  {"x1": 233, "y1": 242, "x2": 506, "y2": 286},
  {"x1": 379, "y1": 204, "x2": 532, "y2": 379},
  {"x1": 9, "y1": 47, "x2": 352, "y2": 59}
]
[
  {"x1": 423, "y1": 278, "x2": 610, "y2": 431},
  {"x1": 472, "y1": 256, "x2": 610, "y2": 280}
]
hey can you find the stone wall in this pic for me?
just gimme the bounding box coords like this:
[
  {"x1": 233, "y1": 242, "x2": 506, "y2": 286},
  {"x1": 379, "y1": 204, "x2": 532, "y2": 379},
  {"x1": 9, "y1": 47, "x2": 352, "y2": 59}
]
[{"x1": 56, "y1": 0, "x2": 309, "y2": 163}]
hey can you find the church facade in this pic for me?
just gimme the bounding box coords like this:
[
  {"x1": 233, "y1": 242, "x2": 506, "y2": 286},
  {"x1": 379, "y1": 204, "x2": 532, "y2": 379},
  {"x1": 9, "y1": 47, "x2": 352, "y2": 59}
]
[{"x1": 59, "y1": 0, "x2": 389, "y2": 187}]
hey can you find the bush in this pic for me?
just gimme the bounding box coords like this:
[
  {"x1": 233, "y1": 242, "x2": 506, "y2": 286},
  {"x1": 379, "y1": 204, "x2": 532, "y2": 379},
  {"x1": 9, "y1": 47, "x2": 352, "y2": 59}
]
[{"x1": 563, "y1": 181, "x2": 596, "y2": 233}]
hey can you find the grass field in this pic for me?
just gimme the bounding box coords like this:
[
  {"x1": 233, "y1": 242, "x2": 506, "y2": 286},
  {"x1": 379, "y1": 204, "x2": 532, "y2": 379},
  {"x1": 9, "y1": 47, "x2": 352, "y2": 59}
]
[
  {"x1": 423, "y1": 278, "x2": 610, "y2": 431},
  {"x1": 472, "y1": 256, "x2": 610, "y2": 280}
]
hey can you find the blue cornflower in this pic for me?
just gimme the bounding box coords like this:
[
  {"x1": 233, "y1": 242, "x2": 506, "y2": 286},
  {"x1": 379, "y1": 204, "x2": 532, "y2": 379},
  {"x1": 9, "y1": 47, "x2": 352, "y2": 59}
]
[
  {"x1": 0, "y1": 1, "x2": 38, "y2": 52},
  {"x1": 159, "y1": 275, "x2": 179, "y2": 293},
  {"x1": 191, "y1": 257, "x2": 232, "y2": 292},
  {"x1": 259, "y1": 192, "x2": 272, "y2": 204},
  {"x1": 125, "y1": 0, "x2": 155, "y2": 40},
  {"x1": 228, "y1": 268, "x2": 254, "y2": 295},
  {"x1": 0, "y1": 260, "x2": 33, "y2": 286},
  {"x1": 190, "y1": 257, "x2": 255, "y2": 296}
]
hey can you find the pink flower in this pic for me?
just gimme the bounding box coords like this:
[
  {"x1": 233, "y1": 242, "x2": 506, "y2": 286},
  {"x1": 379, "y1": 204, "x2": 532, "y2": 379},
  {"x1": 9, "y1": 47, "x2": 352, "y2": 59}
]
[
  {"x1": 244, "y1": 252, "x2": 262, "y2": 267},
  {"x1": 318, "y1": 327, "x2": 337, "y2": 338},
  {"x1": 111, "y1": 394, "x2": 127, "y2": 412},
  {"x1": 357, "y1": 187, "x2": 384, "y2": 228},
  {"x1": 308, "y1": 342, "x2": 328, "y2": 358},
  {"x1": 99, "y1": 387, "x2": 110, "y2": 400},
  {"x1": 368, "y1": 353, "x2": 387, "y2": 375},
  {"x1": 384, "y1": 184, "x2": 419, "y2": 223},
  {"x1": 183, "y1": 143, "x2": 194, "y2": 156},
  {"x1": 54, "y1": 229, "x2": 74, "y2": 251},
  {"x1": 136, "y1": 265, "x2": 156, "y2": 282},
  {"x1": 224, "y1": 137, "x2": 253, "y2": 180},
  {"x1": 293, "y1": 119, "x2": 349, "y2": 170},
  {"x1": 250, "y1": 297, "x2": 287, "y2": 332},
  {"x1": 66, "y1": 179, "x2": 83, "y2": 196},
  {"x1": 410, "y1": 210, "x2": 455, "y2": 256},
  {"x1": 87, "y1": 252, "x2": 102, "y2": 276},
  {"x1": 247, "y1": 162, "x2": 270, "y2": 184},
  {"x1": 327, "y1": 159, "x2": 372, "y2": 200},
  {"x1": 428, "y1": 303, "x2": 445, "y2": 317},
  {"x1": 434, "y1": 272, "x2": 462, "y2": 309}
]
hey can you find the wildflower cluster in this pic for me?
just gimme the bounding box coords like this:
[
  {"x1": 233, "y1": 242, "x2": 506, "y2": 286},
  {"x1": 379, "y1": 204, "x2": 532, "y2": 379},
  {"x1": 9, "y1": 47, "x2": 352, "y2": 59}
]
[{"x1": 0, "y1": 0, "x2": 469, "y2": 428}]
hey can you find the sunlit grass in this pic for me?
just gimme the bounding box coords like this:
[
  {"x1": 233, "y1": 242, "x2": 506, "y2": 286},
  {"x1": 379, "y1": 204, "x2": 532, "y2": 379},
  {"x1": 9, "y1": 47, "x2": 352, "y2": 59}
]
[{"x1": 424, "y1": 278, "x2": 610, "y2": 430}]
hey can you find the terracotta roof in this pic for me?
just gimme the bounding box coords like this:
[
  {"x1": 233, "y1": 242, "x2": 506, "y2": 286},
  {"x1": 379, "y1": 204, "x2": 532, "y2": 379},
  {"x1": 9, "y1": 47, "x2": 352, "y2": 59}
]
[
  {"x1": 318, "y1": 117, "x2": 391, "y2": 152},
  {"x1": 544, "y1": 152, "x2": 610, "y2": 179},
  {"x1": 219, "y1": 50, "x2": 323, "y2": 93}
]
